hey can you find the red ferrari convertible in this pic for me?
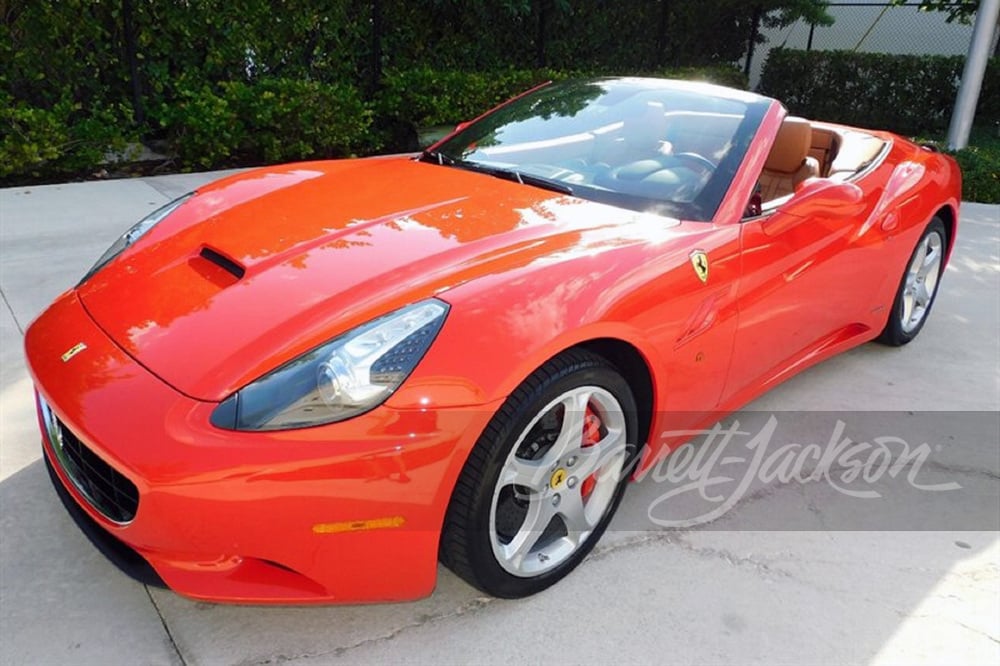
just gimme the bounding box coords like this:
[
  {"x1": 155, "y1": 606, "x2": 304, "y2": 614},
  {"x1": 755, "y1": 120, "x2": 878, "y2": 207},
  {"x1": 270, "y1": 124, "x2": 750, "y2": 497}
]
[{"x1": 26, "y1": 77, "x2": 961, "y2": 604}]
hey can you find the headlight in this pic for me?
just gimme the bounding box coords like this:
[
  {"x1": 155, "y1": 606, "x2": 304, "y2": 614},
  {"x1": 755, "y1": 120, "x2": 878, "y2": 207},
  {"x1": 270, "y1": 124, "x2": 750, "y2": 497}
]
[
  {"x1": 79, "y1": 193, "x2": 194, "y2": 284},
  {"x1": 211, "y1": 299, "x2": 450, "y2": 431}
]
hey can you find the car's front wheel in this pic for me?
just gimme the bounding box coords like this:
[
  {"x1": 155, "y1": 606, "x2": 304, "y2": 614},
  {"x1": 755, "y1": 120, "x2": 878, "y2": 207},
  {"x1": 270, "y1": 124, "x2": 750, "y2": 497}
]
[
  {"x1": 440, "y1": 349, "x2": 638, "y2": 598},
  {"x1": 877, "y1": 217, "x2": 947, "y2": 346}
]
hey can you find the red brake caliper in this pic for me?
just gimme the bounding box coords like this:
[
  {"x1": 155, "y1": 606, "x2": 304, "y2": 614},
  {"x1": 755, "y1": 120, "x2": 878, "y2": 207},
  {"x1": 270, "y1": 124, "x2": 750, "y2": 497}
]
[{"x1": 580, "y1": 405, "x2": 602, "y2": 499}]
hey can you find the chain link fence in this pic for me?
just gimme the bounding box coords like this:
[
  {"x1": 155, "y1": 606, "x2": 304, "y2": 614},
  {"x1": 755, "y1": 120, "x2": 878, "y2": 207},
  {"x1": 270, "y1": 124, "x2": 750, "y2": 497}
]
[{"x1": 749, "y1": 1, "x2": 985, "y2": 88}]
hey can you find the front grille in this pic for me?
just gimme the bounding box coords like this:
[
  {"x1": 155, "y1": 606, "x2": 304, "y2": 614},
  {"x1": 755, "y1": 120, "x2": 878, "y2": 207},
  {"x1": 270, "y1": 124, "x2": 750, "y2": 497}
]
[
  {"x1": 43, "y1": 455, "x2": 164, "y2": 587},
  {"x1": 41, "y1": 399, "x2": 139, "y2": 523}
]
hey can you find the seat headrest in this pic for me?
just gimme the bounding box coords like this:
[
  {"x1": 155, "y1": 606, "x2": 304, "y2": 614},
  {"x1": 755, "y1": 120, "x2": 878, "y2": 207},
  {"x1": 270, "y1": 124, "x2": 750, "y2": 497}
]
[
  {"x1": 765, "y1": 117, "x2": 813, "y2": 174},
  {"x1": 623, "y1": 101, "x2": 668, "y2": 152}
]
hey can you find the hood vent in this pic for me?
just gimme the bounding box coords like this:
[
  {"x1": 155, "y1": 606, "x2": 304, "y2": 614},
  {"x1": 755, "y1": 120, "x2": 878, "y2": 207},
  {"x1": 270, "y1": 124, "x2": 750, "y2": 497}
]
[{"x1": 199, "y1": 246, "x2": 246, "y2": 280}]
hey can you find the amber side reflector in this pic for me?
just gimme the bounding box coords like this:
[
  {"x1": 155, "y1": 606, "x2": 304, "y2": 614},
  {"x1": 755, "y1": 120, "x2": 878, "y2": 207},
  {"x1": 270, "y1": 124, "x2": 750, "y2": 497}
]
[{"x1": 312, "y1": 516, "x2": 406, "y2": 534}]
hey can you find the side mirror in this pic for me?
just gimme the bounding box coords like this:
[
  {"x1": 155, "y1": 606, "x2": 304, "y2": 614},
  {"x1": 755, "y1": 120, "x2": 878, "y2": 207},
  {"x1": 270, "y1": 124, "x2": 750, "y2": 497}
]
[
  {"x1": 454, "y1": 120, "x2": 472, "y2": 133},
  {"x1": 762, "y1": 179, "x2": 865, "y2": 236}
]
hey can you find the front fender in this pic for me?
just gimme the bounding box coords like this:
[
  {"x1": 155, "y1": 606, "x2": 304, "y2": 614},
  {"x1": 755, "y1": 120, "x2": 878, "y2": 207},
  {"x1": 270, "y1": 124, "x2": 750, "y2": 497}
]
[{"x1": 386, "y1": 253, "x2": 669, "y2": 411}]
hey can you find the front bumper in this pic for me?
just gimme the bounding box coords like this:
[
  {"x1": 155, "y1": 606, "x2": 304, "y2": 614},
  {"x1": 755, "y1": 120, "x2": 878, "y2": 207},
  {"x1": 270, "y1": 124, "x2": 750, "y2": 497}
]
[{"x1": 26, "y1": 290, "x2": 499, "y2": 604}]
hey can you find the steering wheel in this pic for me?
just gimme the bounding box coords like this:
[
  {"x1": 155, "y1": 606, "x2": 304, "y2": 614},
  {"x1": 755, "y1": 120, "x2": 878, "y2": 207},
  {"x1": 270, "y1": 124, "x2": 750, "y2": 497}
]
[{"x1": 671, "y1": 152, "x2": 717, "y2": 174}]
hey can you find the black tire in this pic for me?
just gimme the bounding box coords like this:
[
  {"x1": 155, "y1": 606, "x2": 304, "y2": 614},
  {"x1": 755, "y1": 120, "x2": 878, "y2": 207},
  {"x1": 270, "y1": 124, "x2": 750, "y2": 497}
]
[
  {"x1": 877, "y1": 217, "x2": 948, "y2": 346},
  {"x1": 439, "y1": 349, "x2": 638, "y2": 598}
]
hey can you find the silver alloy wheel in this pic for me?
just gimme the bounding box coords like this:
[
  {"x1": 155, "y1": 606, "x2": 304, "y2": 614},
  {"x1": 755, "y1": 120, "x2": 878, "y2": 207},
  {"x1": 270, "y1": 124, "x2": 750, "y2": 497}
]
[
  {"x1": 488, "y1": 385, "x2": 628, "y2": 577},
  {"x1": 901, "y1": 229, "x2": 943, "y2": 333}
]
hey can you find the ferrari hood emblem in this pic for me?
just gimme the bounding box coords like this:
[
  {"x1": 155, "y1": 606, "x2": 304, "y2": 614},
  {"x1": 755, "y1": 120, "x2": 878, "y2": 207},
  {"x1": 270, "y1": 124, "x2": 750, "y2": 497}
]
[
  {"x1": 690, "y1": 250, "x2": 709, "y2": 283},
  {"x1": 61, "y1": 342, "x2": 87, "y2": 363}
]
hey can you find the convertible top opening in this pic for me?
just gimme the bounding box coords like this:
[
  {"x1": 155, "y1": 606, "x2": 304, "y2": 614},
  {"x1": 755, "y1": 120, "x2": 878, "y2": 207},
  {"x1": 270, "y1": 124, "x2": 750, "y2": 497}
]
[{"x1": 428, "y1": 78, "x2": 772, "y2": 222}]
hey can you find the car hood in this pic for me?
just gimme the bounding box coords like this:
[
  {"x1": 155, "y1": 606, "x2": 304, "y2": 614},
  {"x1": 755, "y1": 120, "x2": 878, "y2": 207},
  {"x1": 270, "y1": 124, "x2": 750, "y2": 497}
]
[{"x1": 79, "y1": 156, "x2": 681, "y2": 401}]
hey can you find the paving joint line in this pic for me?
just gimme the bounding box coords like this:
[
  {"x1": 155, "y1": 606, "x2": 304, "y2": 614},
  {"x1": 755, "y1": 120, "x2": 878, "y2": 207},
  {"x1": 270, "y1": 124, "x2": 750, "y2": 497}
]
[
  {"x1": 145, "y1": 586, "x2": 188, "y2": 666},
  {"x1": 0, "y1": 285, "x2": 23, "y2": 335}
]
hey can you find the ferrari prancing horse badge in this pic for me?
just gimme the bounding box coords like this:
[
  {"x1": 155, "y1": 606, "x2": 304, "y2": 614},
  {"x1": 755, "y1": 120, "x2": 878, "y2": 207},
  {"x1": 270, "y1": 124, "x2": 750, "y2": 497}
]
[{"x1": 690, "y1": 250, "x2": 709, "y2": 284}]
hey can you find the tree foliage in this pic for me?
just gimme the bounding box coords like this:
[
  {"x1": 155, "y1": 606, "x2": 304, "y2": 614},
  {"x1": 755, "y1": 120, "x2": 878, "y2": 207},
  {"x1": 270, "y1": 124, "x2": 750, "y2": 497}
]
[{"x1": 889, "y1": 1, "x2": 980, "y2": 24}]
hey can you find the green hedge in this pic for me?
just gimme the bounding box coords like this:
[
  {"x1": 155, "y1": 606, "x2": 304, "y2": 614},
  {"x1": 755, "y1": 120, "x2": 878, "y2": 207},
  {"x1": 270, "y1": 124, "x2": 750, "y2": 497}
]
[
  {"x1": 376, "y1": 68, "x2": 571, "y2": 129},
  {"x1": 376, "y1": 64, "x2": 748, "y2": 129},
  {"x1": 951, "y1": 143, "x2": 1000, "y2": 204},
  {"x1": 3, "y1": 78, "x2": 373, "y2": 175},
  {"x1": 5, "y1": 58, "x2": 995, "y2": 204},
  {"x1": 2, "y1": 66, "x2": 745, "y2": 179},
  {"x1": 918, "y1": 130, "x2": 1000, "y2": 205},
  {"x1": 0, "y1": 95, "x2": 136, "y2": 179},
  {"x1": 154, "y1": 79, "x2": 373, "y2": 169},
  {"x1": 759, "y1": 48, "x2": 999, "y2": 135}
]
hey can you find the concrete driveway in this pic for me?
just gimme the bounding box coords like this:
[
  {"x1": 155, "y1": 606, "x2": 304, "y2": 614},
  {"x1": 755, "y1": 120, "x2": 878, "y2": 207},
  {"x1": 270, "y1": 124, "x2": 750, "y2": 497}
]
[{"x1": 1, "y1": 172, "x2": 998, "y2": 665}]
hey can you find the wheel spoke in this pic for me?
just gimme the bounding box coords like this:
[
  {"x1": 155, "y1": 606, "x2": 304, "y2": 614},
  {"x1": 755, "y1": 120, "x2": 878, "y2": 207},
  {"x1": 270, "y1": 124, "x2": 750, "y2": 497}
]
[
  {"x1": 558, "y1": 489, "x2": 593, "y2": 546},
  {"x1": 544, "y1": 389, "x2": 592, "y2": 464},
  {"x1": 500, "y1": 498, "x2": 554, "y2": 568},
  {"x1": 920, "y1": 244, "x2": 939, "y2": 275},
  {"x1": 921, "y1": 251, "x2": 941, "y2": 293},
  {"x1": 574, "y1": 424, "x2": 628, "y2": 480},
  {"x1": 901, "y1": 291, "x2": 914, "y2": 324},
  {"x1": 924, "y1": 271, "x2": 940, "y2": 298},
  {"x1": 500, "y1": 456, "x2": 551, "y2": 493},
  {"x1": 915, "y1": 281, "x2": 931, "y2": 308},
  {"x1": 909, "y1": 241, "x2": 927, "y2": 275}
]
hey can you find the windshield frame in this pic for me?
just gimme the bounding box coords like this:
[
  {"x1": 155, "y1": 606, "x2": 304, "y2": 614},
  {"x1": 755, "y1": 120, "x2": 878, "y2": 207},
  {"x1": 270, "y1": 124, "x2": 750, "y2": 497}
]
[{"x1": 423, "y1": 77, "x2": 772, "y2": 222}]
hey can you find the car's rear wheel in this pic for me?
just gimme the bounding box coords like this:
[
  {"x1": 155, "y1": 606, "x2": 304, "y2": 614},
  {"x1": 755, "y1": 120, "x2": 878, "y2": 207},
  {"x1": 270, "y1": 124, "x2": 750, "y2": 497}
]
[
  {"x1": 440, "y1": 349, "x2": 638, "y2": 598},
  {"x1": 877, "y1": 217, "x2": 947, "y2": 346}
]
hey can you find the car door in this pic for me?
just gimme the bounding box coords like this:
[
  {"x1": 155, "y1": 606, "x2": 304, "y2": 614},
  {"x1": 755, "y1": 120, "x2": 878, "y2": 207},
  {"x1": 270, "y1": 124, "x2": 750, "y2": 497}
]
[{"x1": 722, "y1": 181, "x2": 871, "y2": 405}]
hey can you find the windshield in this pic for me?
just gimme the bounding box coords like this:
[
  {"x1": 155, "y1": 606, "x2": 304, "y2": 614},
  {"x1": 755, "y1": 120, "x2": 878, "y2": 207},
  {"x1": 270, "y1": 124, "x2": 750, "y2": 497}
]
[{"x1": 427, "y1": 78, "x2": 770, "y2": 221}]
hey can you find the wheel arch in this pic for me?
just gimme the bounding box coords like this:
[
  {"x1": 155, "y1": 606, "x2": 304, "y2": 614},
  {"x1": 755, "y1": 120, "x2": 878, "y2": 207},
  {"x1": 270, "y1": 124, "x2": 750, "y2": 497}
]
[
  {"x1": 934, "y1": 203, "x2": 958, "y2": 262},
  {"x1": 478, "y1": 333, "x2": 658, "y2": 454},
  {"x1": 430, "y1": 333, "x2": 659, "y2": 541},
  {"x1": 436, "y1": 336, "x2": 656, "y2": 595},
  {"x1": 574, "y1": 338, "x2": 655, "y2": 454}
]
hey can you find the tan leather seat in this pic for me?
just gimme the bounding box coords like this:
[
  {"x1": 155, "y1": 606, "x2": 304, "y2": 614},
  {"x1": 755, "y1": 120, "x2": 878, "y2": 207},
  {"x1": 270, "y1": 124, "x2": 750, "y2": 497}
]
[
  {"x1": 759, "y1": 117, "x2": 820, "y2": 202},
  {"x1": 623, "y1": 102, "x2": 669, "y2": 156},
  {"x1": 808, "y1": 127, "x2": 838, "y2": 176},
  {"x1": 598, "y1": 102, "x2": 669, "y2": 166}
]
